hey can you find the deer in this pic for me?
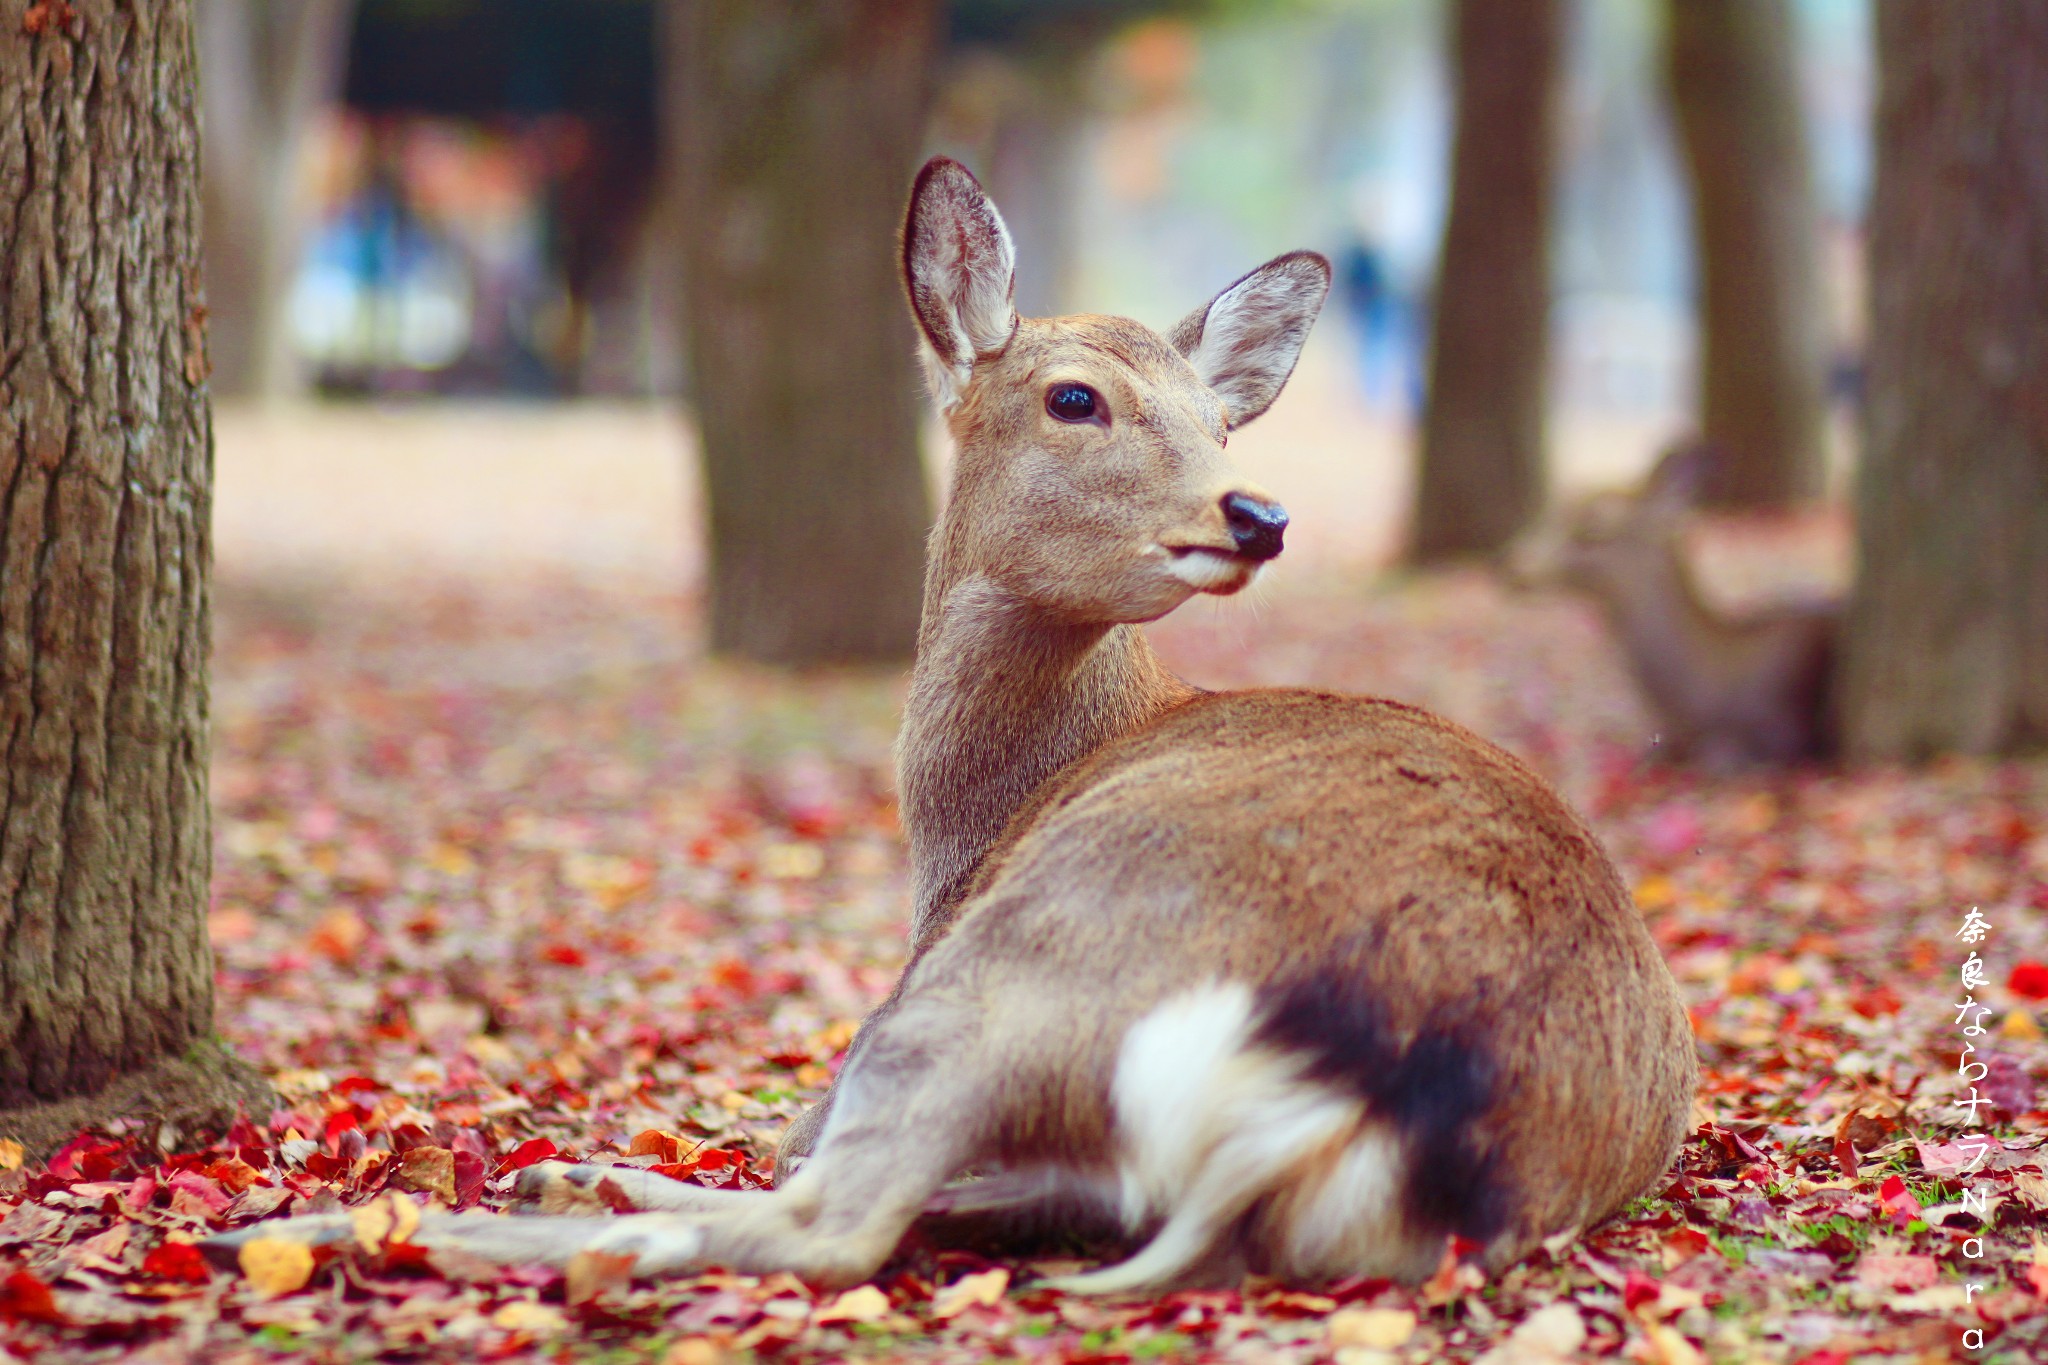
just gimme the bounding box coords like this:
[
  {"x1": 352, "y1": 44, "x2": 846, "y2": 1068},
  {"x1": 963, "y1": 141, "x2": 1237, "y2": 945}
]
[
  {"x1": 207, "y1": 158, "x2": 1696, "y2": 1294},
  {"x1": 1512, "y1": 441, "x2": 1839, "y2": 769}
]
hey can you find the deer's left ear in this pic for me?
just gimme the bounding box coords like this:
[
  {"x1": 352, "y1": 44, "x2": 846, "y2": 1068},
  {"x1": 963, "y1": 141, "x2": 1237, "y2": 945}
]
[
  {"x1": 902, "y1": 157, "x2": 1019, "y2": 411},
  {"x1": 1168, "y1": 251, "x2": 1331, "y2": 429}
]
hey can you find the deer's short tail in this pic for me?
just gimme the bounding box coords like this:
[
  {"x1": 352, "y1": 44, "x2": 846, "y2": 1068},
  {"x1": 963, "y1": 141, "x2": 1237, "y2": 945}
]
[{"x1": 1048, "y1": 977, "x2": 1509, "y2": 1294}]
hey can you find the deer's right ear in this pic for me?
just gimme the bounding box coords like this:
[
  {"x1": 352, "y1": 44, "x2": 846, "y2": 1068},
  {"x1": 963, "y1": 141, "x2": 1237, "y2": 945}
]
[
  {"x1": 902, "y1": 157, "x2": 1018, "y2": 411},
  {"x1": 1644, "y1": 440, "x2": 1715, "y2": 513}
]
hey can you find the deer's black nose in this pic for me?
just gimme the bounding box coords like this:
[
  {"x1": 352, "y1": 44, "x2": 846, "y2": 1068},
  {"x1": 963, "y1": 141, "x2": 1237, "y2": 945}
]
[{"x1": 1222, "y1": 493, "x2": 1288, "y2": 561}]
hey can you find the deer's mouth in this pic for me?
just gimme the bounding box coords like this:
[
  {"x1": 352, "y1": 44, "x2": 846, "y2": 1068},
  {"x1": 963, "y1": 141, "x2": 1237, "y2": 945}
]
[{"x1": 1164, "y1": 545, "x2": 1259, "y2": 593}]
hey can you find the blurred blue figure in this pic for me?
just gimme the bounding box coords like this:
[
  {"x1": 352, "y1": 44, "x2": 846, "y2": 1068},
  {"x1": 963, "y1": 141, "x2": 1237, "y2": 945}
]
[{"x1": 1337, "y1": 237, "x2": 1420, "y2": 415}]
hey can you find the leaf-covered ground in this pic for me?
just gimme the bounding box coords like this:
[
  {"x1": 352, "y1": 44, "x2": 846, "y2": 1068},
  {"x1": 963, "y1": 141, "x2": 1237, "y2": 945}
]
[{"x1": 5, "y1": 552, "x2": 2047, "y2": 1362}]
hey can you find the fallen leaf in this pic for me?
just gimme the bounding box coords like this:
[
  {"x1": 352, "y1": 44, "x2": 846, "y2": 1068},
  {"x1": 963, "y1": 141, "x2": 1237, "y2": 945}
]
[
  {"x1": 815, "y1": 1284, "x2": 892, "y2": 1324},
  {"x1": 141, "y1": 1240, "x2": 211, "y2": 1284},
  {"x1": 0, "y1": 1270, "x2": 65, "y2": 1325},
  {"x1": 237, "y1": 1238, "x2": 315, "y2": 1296},
  {"x1": 931, "y1": 1266, "x2": 1008, "y2": 1318},
  {"x1": 0, "y1": 1138, "x2": 22, "y2": 1171},
  {"x1": 566, "y1": 1250, "x2": 637, "y2": 1305},
  {"x1": 351, "y1": 1192, "x2": 421, "y2": 1253},
  {"x1": 396, "y1": 1146, "x2": 456, "y2": 1201},
  {"x1": 491, "y1": 1300, "x2": 568, "y2": 1335},
  {"x1": 1329, "y1": 1307, "x2": 1415, "y2": 1349},
  {"x1": 2008, "y1": 961, "x2": 2048, "y2": 1000}
]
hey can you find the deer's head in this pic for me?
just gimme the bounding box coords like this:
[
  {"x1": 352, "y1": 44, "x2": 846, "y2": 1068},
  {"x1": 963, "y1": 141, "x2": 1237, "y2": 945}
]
[{"x1": 902, "y1": 157, "x2": 1329, "y2": 625}]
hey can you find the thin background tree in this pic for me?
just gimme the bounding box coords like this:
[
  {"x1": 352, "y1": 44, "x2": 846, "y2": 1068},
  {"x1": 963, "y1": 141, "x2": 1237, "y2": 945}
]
[
  {"x1": 1411, "y1": 0, "x2": 1562, "y2": 562},
  {"x1": 1665, "y1": 0, "x2": 1829, "y2": 508}
]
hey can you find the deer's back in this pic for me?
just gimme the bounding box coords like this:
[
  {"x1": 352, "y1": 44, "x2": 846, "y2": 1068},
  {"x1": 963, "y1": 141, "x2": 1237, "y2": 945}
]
[{"x1": 943, "y1": 689, "x2": 1695, "y2": 1256}]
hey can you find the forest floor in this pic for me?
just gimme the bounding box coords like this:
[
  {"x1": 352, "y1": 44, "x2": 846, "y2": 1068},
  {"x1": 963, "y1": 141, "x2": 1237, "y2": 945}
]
[{"x1": 2, "y1": 399, "x2": 2044, "y2": 1363}]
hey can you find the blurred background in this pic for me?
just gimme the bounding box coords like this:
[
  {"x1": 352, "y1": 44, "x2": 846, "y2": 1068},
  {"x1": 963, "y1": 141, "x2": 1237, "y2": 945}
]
[{"x1": 198, "y1": 0, "x2": 2043, "y2": 761}]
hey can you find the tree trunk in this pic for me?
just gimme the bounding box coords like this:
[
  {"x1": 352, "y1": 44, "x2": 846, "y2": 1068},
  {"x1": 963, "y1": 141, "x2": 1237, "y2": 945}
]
[
  {"x1": 1666, "y1": 0, "x2": 1829, "y2": 508},
  {"x1": 665, "y1": 0, "x2": 936, "y2": 665},
  {"x1": 1412, "y1": 0, "x2": 1561, "y2": 562},
  {"x1": 982, "y1": 54, "x2": 1088, "y2": 319},
  {"x1": 198, "y1": 0, "x2": 355, "y2": 399},
  {"x1": 1, "y1": 0, "x2": 268, "y2": 1155},
  {"x1": 1837, "y1": 3, "x2": 2048, "y2": 759}
]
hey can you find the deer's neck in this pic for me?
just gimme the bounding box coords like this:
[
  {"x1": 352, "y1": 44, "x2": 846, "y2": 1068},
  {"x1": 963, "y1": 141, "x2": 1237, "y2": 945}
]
[
  {"x1": 897, "y1": 574, "x2": 1194, "y2": 951},
  {"x1": 1592, "y1": 539, "x2": 1740, "y2": 727}
]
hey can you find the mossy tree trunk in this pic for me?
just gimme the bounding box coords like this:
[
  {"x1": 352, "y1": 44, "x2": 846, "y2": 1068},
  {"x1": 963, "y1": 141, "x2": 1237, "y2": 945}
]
[
  {"x1": 1412, "y1": 0, "x2": 1562, "y2": 562},
  {"x1": 664, "y1": 0, "x2": 937, "y2": 665},
  {"x1": 1666, "y1": 0, "x2": 1829, "y2": 508},
  {"x1": 1, "y1": 0, "x2": 268, "y2": 1155},
  {"x1": 1837, "y1": 3, "x2": 2048, "y2": 758}
]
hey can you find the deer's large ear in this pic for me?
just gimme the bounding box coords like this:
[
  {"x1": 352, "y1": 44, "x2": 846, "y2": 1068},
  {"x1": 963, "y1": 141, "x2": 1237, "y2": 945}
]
[
  {"x1": 902, "y1": 157, "x2": 1018, "y2": 411},
  {"x1": 1643, "y1": 439, "x2": 1716, "y2": 514},
  {"x1": 1168, "y1": 251, "x2": 1331, "y2": 428}
]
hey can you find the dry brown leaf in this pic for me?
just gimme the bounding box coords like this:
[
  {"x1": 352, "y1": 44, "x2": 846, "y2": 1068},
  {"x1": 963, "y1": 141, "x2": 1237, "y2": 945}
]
[
  {"x1": 395, "y1": 1146, "x2": 455, "y2": 1202},
  {"x1": 628, "y1": 1130, "x2": 689, "y2": 1163},
  {"x1": 566, "y1": 1250, "x2": 637, "y2": 1305},
  {"x1": 237, "y1": 1238, "x2": 315, "y2": 1296}
]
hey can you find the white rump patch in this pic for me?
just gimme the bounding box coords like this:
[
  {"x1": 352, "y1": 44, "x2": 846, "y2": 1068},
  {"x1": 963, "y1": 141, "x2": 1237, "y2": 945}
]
[{"x1": 1046, "y1": 983, "x2": 1409, "y2": 1295}]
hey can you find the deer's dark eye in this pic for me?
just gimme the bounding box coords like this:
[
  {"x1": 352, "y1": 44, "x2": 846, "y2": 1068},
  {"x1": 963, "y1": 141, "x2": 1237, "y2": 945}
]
[{"x1": 1046, "y1": 383, "x2": 1100, "y2": 423}]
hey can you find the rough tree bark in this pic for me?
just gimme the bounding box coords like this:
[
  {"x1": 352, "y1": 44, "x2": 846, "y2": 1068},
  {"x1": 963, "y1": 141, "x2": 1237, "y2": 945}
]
[
  {"x1": 665, "y1": 0, "x2": 937, "y2": 665},
  {"x1": 1666, "y1": 0, "x2": 1829, "y2": 508},
  {"x1": 198, "y1": 0, "x2": 355, "y2": 399},
  {"x1": 1412, "y1": 0, "x2": 1561, "y2": 562},
  {"x1": 1838, "y1": 3, "x2": 2048, "y2": 758},
  {"x1": 1, "y1": 0, "x2": 268, "y2": 1154}
]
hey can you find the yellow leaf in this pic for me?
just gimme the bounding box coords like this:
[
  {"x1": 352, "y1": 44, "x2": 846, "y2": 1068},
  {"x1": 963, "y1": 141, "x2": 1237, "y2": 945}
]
[
  {"x1": 351, "y1": 1193, "x2": 420, "y2": 1252},
  {"x1": 931, "y1": 1266, "x2": 1008, "y2": 1318},
  {"x1": 351, "y1": 1199, "x2": 393, "y2": 1254},
  {"x1": 0, "y1": 1138, "x2": 23, "y2": 1171},
  {"x1": 2005, "y1": 1009, "x2": 2042, "y2": 1041},
  {"x1": 1329, "y1": 1307, "x2": 1415, "y2": 1349},
  {"x1": 491, "y1": 1300, "x2": 568, "y2": 1335},
  {"x1": 1633, "y1": 876, "x2": 1675, "y2": 911},
  {"x1": 815, "y1": 1285, "x2": 891, "y2": 1324},
  {"x1": 238, "y1": 1237, "x2": 315, "y2": 1296}
]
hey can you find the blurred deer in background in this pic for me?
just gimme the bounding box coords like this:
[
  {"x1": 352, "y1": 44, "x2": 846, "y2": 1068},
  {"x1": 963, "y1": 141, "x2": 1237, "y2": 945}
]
[
  {"x1": 213, "y1": 158, "x2": 1695, "y2": 1293},
  {"x1": 1514, "y1": 442, "x2": 1840, "y2": 768}
]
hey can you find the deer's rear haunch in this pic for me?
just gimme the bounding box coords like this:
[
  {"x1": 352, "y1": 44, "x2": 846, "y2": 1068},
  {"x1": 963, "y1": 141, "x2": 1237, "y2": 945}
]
[{"x1": 209, "y1": 158, "x2": 1697, "y2": 1293}]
